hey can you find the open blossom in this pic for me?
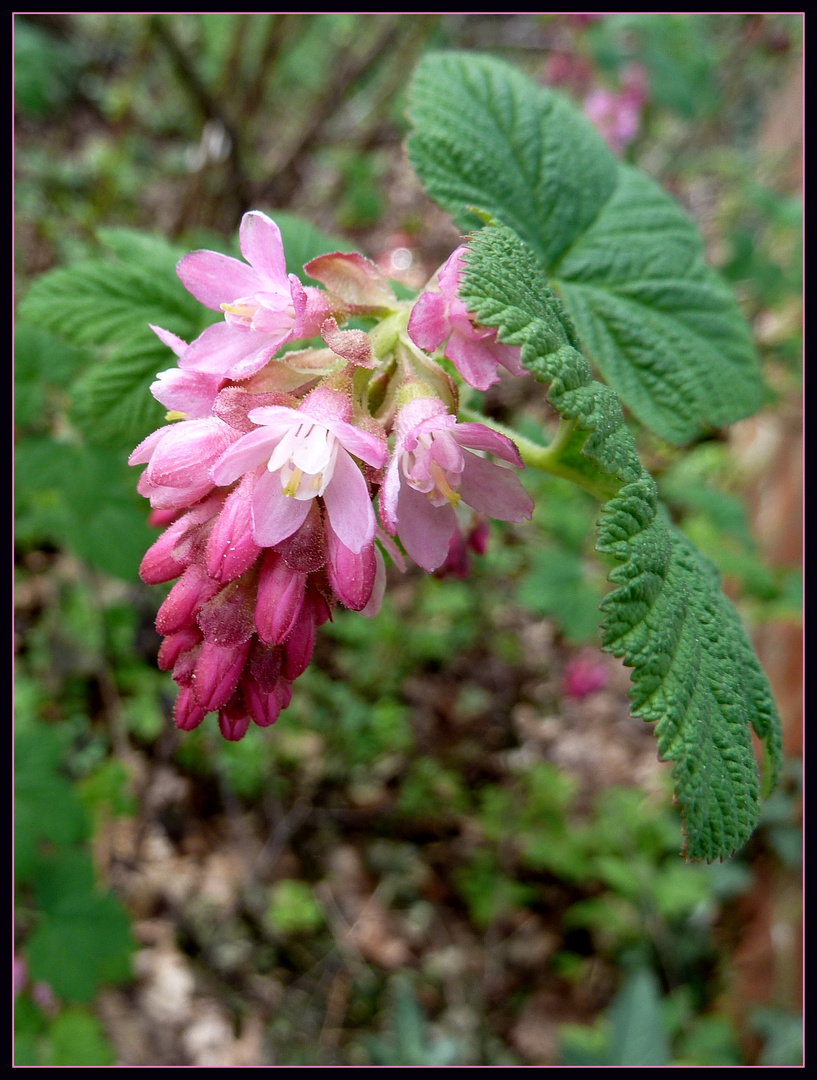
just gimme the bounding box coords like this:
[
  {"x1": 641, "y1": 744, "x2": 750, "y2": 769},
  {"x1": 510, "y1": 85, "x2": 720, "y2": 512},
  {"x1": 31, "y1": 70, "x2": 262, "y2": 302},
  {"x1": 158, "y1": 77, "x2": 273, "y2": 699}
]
[
  {"x1": 380, "y1": 397, "x2": 533, "y2": 572},
  {"x1": 408, "y1": 246, "x2": 527, "y2": 391},
  {"x1": 211, "y1": 386, "x2": 387, "y2": 553},
  {"x1": 165, "y1": 211, "x2": 331, "y2": 380}
]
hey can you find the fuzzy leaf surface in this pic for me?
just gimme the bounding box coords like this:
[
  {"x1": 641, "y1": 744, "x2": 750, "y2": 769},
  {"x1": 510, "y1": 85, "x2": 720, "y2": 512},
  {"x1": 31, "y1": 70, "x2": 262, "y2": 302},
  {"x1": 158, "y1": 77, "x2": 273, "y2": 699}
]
[
  {"x1": 460, "y1": 223, "x2": 781, "y2": 860},
  {"x1": 407, "y1": 51, "x2": 766, "y2": 444}
]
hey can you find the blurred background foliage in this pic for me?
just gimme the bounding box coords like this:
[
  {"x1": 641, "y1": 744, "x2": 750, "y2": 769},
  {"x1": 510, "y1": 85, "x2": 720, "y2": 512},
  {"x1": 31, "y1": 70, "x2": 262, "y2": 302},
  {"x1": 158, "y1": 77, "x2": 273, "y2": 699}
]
[{"x1": 15, "y1": 13, "x2": 801, "y2": 1066}]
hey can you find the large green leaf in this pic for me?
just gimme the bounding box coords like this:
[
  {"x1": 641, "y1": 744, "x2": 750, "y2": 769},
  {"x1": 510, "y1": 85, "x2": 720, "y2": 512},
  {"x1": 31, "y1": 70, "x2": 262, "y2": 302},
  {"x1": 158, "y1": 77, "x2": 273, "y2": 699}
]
[
  {"x1": 460, "y1": 223, "x2": 781, "y2": 860},
  {"x1": 407, "y1": 52, "x2": 766, "y2": 445},
  {"x1": 15, "y1": 436, "x2": 155, "y2": 581}
]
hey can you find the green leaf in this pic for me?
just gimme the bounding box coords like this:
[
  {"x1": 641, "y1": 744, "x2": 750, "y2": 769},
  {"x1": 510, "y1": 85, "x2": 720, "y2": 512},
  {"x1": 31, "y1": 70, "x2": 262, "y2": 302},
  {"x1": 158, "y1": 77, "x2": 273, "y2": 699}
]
[
  {"x1": 14, "y1": 17, "x2": 82, "y2": 119},
  {"x1": 70, "y1": 341, "x2": 168, "y2": 450},
  {"x1": 460, "y1": 223, "x2": 781, "y2": 861},
  {"x1": 45, "y1": 1008, "x2": 117, "y2": 1066},
  {"x1": 608, "y1": 968, "x2": 670, "y2": 1066},
  {"x1": 15, "y1": 436, "x2": 155, "y2": 580},
  {"x1": 27, "y1": 887, "x2": 135, "y2": 1002},
  {"x1": 15, "y1": 325, "x2": 86, "y2": 430},
  {"x1": 15, "y1": 725, "x2": 89, "y2": 880},
  {"x1": 407, "y1": 52, "x2": 766, "y2": 445},
  {"x1": 517, "y1": 543, "x2": 604, "y2": 643},
  {"x1": 19, "y1": 249, "x2": 206, "y2": 351}
]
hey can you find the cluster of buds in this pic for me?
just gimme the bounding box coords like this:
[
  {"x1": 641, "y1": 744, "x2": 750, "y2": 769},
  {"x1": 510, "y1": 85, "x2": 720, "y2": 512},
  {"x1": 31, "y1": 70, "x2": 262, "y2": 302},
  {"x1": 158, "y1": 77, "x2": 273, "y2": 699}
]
[{"x1": 130, "y1": 212, "x2": 533, "y2": 740}]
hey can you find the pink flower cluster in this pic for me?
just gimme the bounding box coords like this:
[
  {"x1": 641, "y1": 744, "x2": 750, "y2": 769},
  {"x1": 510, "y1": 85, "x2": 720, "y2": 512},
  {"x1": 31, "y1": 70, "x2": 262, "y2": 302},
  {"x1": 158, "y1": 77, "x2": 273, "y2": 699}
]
[{"x1": 131, "y1": 213, "x2": 533, "y2": 740}]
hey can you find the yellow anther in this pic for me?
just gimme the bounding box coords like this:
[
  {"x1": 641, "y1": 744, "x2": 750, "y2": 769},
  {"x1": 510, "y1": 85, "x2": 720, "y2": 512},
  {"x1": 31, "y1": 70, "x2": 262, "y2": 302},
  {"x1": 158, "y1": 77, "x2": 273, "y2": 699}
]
[
  {"x1": 429, "y1": 462, "x2": 461, "y2": 507},
  {"x1": 283, "y1": 467, "x2": 303, "y2": 497},
  {"x1": 165, "y1": 410, "x2": 188, "y2": 422},
  {"x1": 220, "y1": 301, "x2": 254, "y2": 317}
]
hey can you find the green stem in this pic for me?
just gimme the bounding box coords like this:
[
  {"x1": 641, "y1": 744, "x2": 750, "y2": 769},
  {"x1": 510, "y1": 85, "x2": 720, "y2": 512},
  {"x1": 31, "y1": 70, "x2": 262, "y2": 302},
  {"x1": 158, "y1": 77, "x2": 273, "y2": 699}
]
[{"x1": 459, "y1": 409, "x2": 619, "y2": 502}]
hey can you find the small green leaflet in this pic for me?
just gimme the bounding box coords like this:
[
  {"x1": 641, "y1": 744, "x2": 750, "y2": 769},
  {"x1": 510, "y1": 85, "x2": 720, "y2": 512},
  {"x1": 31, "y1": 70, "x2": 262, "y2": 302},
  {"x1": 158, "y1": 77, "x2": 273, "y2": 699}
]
[
  {"x1": 460, "y1": 224, "x2": 781, "y2": 861},
  {"x1": 19, "y1": 230, "x2": 213, "y2": 450},
  {"x1": 407, "y1": 52, "x2": 766, "y2": 446}
]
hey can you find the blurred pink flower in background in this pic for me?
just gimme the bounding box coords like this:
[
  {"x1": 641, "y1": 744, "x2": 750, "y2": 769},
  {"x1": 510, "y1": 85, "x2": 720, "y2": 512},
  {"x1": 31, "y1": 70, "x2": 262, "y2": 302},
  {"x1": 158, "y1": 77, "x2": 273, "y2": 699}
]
[
  {"x1": 562, "y1": 652, "x2": 609, "y2": 699},
  {"x1": 584, "y1": 64, "x2": 649, "y2": 154}
]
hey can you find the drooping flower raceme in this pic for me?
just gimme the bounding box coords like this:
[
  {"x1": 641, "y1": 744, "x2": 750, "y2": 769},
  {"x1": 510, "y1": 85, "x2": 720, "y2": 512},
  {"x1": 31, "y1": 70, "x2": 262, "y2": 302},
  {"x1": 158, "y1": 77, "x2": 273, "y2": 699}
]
[
  {"x1": 131, "y1": 212, "x2": 534, "y2": 740},
  {"x1": 408, "y1": 246, "x2": 528, "y2": 392}
]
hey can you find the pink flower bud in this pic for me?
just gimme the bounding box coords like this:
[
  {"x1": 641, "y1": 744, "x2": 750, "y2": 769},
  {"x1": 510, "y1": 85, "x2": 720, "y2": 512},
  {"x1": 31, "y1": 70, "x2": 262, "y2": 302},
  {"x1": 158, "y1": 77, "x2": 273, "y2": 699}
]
[
  {"x1": 326, "y1": 520, "x2": 377, "y2": 611},
  {"x1": 218, "y1": 696, "x2": 252, "y2": 741},
  {"x1": 174, "y1": 685, "x2": 208, "y2": 731},
  {"x1": 155, "y1": 564, "x2": 221, "y2": 637},
  {"x1": 255, "y1": 550, "x2": 308, "y2": 646}
]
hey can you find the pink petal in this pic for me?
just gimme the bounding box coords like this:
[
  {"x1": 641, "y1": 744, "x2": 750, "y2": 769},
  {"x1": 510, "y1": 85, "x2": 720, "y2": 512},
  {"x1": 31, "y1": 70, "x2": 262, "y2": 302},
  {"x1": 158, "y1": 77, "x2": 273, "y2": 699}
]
[
  {"x1": 273, "y1": 499, "x2": 327, "y2": 573},
  {"x1": 211, "y1": 427, "x2": 282, "y2": 487},
  {"x1": 458, "y1": 453, "x2": 534, "y2": 522},
  {"x1": 251, "y1": 469, "x2": 312, "y2": 547},
  {"x1": 129, "y1": 425, "x2": 173, "y2": 466},
  {"x1": 453, "y1": 423, "x2": 524, "y2": 466},
  {"x1": 303, "y1": 251, "x2": 396, "y2": 312},
  {"x1": 378, "y1": 457, "x2": 401, "y2": 536},
  {"x1": 326, "y1": 419, "x2": 387, "y2": 468},
  {"x1": 322, "y1": 449, "x2": 375, "y2": 553},
  {"x1": 151, "y1": 368, "x2": 224, "y2": 417},
  {"x1": 298, "y1": 386, "x2": 352, "y2": 426},
  {"x1": 180, "y1": 322, "x2": 283, "y2": 378},
  {"x1": 438, "y1": 247, "x2": 467, "y2": 296},
  {"x1": 155, "y1": 564, "x2": 222, "y2": 636},
  {"x1": 146, "y1": 418, "x2": 236, "y2": 488},
  {"x1": 493, "y1": 340, "x2": 527, "y2": 377},
  {"x1": 445, "y1": 330, "x2": 502, "y2": 391},
  {"x1": 177, "y1": 249, "x2": 262, "y2": 311},
  {"x1": 243, "y1": 679, "x2": 284, "y2": 728},
  {"x1": 407, "y1": 291, "x2": 449, "y2": 352},
  {"x1": 150, "y1": 323, "x2": 189, "y2": 357},
  {"x1": 301, "y1": 286, "x2": 332, "y2": 339},
  {"x1": 396, "y1": 483, "x2": 458, "y2": 572},
  {"x1": 158, "y1": 626, "x2": 203, "y2": 672},
  {"x1": 239, "y1": 211, "x2": 288, "y2": 286}
]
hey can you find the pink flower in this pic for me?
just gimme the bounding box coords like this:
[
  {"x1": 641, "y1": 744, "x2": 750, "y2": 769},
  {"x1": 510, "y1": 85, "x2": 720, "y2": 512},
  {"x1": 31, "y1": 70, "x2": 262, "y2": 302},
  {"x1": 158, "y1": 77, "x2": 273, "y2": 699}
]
[
  {"x1": 408, "y1": 246, "x2": 527, "y2": 391},
  {"x1": 129, "y1": 416, "x2": 241, "y2": 511},
  {"x1": 380, "y1": 398, "x2": 533, "y2": 572},
  {"x1": 211, "y1": 386, "x2": 387, "y2": 553},
  {"x1": 562, "y1": 653, "x2": 609, "y2": 699},
  {"x1": 129, "y1": 362, "x2": 241, "y2": 511},
  {"x1": 584, "y1": 66, "x2": 648, "y2": 154},
  {"x1": 169, "y1": 211, "x2": 331, "y2": 380}
]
